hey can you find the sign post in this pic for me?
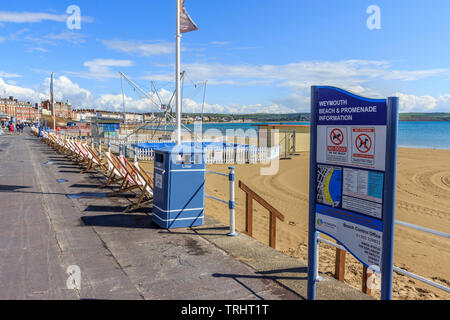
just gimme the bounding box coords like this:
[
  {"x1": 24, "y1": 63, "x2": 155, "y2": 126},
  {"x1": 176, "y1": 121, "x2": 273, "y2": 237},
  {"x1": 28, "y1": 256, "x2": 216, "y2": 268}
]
[{"x1": 307, "y1": 86, "x2": 398, "y2": 300}]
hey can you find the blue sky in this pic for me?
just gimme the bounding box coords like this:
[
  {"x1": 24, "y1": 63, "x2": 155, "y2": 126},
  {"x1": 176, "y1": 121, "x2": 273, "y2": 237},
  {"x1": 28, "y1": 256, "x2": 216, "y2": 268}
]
[{"x1": 0, "y1": 0, "x2": 449, "y2": 113}]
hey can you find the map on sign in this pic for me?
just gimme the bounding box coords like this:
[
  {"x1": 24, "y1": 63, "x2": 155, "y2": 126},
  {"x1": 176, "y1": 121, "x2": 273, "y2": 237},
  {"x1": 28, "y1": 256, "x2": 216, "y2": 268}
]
[{"x1": 316, "y1": 165, "x2": 342, "y2": 207}]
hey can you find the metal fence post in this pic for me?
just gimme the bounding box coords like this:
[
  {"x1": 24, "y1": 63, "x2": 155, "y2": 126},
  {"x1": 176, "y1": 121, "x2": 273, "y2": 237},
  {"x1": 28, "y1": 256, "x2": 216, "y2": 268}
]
[
  {"x1": 227, "y1": 166, "x2": 238, "y2": 237},
  {"x1": 99, "y1": 138, "x2": 102, "y2": 159},
  {"x1": 316, "y1": 236, "x2": 323, "y2": 282}
]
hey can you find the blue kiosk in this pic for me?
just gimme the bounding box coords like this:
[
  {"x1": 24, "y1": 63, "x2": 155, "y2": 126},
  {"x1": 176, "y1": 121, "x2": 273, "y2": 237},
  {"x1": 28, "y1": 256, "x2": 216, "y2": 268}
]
[{"x1": 152, "y1": 144, "x2": 205, "y2": 229}]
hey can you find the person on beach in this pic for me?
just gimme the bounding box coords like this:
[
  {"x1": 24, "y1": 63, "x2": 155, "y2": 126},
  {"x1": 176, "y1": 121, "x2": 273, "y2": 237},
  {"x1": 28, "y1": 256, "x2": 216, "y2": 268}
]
[
  {"x1": 19, "y1": 122, "x2": 24, "y2": 134},
  {"x1": 9, "y1": 122, "x2": 14, "y2": 135},
  {"x1": 16, "y1": 123, "x2": 20, "y2": 135}
]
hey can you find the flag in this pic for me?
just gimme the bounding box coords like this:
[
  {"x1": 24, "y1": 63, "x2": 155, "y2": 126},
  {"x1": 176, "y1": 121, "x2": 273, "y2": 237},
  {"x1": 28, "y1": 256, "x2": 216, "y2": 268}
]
[{"x1": 180, "y1": 0, "x2": 198, "y2": 33}]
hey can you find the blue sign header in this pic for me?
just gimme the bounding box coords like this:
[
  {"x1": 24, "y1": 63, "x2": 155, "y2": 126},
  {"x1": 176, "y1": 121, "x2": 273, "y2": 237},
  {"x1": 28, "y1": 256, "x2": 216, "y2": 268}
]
[{"x1": 317, "y1": 86, "x2": 387, "y2": 126}]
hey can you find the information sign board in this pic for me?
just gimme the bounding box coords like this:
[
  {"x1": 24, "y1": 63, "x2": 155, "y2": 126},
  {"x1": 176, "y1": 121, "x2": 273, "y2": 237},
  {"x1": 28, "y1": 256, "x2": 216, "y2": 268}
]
[{"x1": 307, "y1": 86, "x2": 399, "y2": 300}]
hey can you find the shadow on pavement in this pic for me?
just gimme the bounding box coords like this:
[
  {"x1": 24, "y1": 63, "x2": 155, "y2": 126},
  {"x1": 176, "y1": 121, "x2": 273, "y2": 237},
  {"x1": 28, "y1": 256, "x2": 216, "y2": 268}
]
[
  {"x1": 81, "y1": 214, "x2": 156, "y2": 229},
  {"x1": 84, "y1": 204, "x2": 149, "y2": 213},
  {"x1": 212, "y1": 269, "x2": 307, "y2": 300},
  {"x1": 0, "y1": 185, "x2": 31, "y2": 191}
]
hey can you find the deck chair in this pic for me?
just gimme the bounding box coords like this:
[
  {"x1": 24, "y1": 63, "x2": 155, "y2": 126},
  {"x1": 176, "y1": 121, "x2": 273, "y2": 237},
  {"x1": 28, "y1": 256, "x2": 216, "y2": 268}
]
[
  {"x1": 62, "y1": 138, "x2": 75, "y2": 158},
  {"x1": 74, "y1": 141, "x2": 92, "y2": 168},
  {"x1": 100, "y1": 152, "x2": 141, "y2": 196},
  {"x1": 66, "y1": 139, "x2": 83, "y2": 162},
  {"x1": 101, "y1": 151, "x2": 128, "y2": 189},
  {"x1": 45, "y1": 132, "x2": 56, "y2": 147},
  {"x1": 109, "y1": 154, "x2": 143, "y2": 196},
  {"x1": 121, "y1": 159, "x2": 154, "y2": 212},
  {"x1": 47, "y1": 134, "x2": 57, "y2": 148},
  {"x1": 59, "y1": 137, "x2": 74, "y2": 156},
  {"x1": 81, "y1": 144, "x2": 109, "y2": 174},
  {"x1": 53, "y1": 135, "x2": 68, "y2": 154}
]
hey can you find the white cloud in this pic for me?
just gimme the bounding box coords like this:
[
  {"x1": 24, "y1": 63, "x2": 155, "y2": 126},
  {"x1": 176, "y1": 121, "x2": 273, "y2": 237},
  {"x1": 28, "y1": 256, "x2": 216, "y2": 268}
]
[
  {"x1": 27, "y1": 47, "x2": 49, "y2": 53},
  {"x1": 140, "y1": 74, "x2": 173, "y2": 82},
  {"x1": 94, "y1": 89, "x2": 298, "y2": 115},
  {"x1": 396, "y1": 93, "x2": 450, "y2": 112},
  {"x1": 180, "y1": 60, "x2": 449, "y2": 90},
  {"x1": 96, "y1": 94, "x2": 155, "y2": 112},
  {"x1": 46, "y1": 30, "x2": 87, "y2": 44},
  {"x1": 382, "y1": 69, "x2": 450, "y2": 81},
  {"x1": 0, "y1": 71, "x2": 21, "y2": 78},
  {"x1": 0, "y1": 11, "x2": 67, "y2": 23},
  {"x1": 0, "y1": 10, "x2": 93, "y2": 24},
  {"x1": 2, "y1": 75, "x2": 449, "y2": 114},
  {"x1": 102, "y1": 39, "x2": 174, "y2": 56},
  {"x1": 0, "y1": 75, "x2": 92, "y2": 107},
  {"x1": 69, "y1": 59, "x2": 134, "y2": 79},
  {"x1": 34, "y1": 75, "x2": 92, "y2": 107},
  {"x1": 0, "y1": 78, "x2": 38, "y2": 102},
  {"x1": 210, "y1": 41, "x2": 231, "y2": 45}
]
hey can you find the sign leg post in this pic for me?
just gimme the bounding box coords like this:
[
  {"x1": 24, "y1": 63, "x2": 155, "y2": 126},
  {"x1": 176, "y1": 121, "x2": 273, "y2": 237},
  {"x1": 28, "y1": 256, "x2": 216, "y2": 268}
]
[
  {"x1": 381, "y1": 96, "x2": 399, "y2": 300},
  {"x1": 307, "y1": 86, "x2": 319, "y2": 300},
  {"x1": 307, "y1": 230, "x2": 319, "y2": 300}
]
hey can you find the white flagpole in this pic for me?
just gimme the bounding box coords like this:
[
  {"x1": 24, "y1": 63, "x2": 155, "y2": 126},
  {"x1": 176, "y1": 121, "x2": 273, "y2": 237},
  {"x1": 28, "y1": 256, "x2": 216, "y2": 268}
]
[
  {"x1": 175, "y1": 0, "x2": 182, "y2": 145},
  {"x1": 51, "y1": 72, "x2": 55, "y2": 131}
]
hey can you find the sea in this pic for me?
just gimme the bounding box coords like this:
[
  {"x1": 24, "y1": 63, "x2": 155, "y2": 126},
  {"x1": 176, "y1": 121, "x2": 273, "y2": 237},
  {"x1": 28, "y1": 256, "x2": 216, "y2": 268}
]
[{"x1": 186, "y1": 121, "x2": 450, "y2": 150}]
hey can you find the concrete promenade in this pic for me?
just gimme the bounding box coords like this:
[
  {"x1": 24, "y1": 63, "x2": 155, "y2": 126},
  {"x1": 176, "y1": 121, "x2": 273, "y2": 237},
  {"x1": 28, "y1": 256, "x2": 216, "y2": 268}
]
[{"x1": 0, "y1": 128, "x2": 371, "y2": 300}]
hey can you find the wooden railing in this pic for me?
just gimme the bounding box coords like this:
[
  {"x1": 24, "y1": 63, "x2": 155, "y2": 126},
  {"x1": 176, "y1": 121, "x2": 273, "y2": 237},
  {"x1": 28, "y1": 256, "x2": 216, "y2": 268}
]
[
  {"x1": 238, "y1": 180, "x2": 285, "y2": 249},
  {"x1": 334, "y1": 248, "x2": 372, "y2": 295}
]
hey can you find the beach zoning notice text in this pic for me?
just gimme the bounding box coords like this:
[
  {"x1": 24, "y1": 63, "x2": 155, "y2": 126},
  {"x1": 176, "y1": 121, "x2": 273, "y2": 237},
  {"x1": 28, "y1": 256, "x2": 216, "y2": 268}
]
[{"x1": 315, "y1": 87, "x2": 387, "y2": 269}]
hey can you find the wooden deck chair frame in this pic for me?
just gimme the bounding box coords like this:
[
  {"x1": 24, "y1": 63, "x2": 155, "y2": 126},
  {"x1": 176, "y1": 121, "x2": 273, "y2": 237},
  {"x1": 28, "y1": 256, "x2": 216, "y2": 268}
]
[
  {"x1": 53, "y1": 135, "x2": 67, "y2": 154},
  {"x1": 74, "y1": 141, "x2": 91, "y2": 167},
  {"x1": 121, "y1": 160, "x2": 154, "y2": 212},
  {"x1": 101, "y1": 152, "x2": 127, "y2": 189},
  {"x1": 61, "y1": 138, "x2": 75, "y2": 157},
  {"x1": 101, "y1": 152, "x2": 141, "y2": 196},
  {"x1": 47, "y1": 133, "x2": 58, "y2": 148},
  {"x1": 108, "y1": 154, "x2": 142, "y2": 196},
  {"x1": 81, "y1": 144, "x2": 109, "y2": 174},
  {"x1": 66, "y1": 139, "x2": 83, "y2": 162}
]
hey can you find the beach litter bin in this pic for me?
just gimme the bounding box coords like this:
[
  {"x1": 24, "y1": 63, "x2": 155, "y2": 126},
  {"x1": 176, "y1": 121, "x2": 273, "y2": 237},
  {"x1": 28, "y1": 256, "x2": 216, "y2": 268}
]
[{"x1": 152, "y1": 144, "x2": 205, "y2": 229}]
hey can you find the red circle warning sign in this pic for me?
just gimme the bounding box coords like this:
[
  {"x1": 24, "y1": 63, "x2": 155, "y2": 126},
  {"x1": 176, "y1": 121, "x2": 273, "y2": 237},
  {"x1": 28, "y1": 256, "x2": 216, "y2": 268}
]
[
  {"x1": 355, "y1": 134, "x2": 372, "y2": 153},
  {"x1": 330, "y1": 128, "x2": 344, "y2": 146}
]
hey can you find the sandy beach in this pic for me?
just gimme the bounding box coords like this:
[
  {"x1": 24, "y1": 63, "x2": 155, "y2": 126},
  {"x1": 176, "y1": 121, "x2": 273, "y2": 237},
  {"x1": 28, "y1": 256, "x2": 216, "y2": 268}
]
[{"x1": 142, "y1": 147, "x2": 450, "y2": 300}]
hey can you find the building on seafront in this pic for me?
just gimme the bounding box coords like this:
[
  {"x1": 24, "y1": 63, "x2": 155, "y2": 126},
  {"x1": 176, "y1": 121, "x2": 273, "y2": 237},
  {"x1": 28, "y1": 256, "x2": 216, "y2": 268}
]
[
  {"x1": 41, "y1": 99, "x2": 72, "y2": 119},
  {"x1": 0, "y1": 96, "x2": 40, "y2": 122}
]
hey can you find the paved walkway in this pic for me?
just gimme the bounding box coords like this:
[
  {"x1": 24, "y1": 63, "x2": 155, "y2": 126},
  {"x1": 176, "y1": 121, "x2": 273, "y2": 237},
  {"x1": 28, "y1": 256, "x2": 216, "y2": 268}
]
[{"x1": 0, "y1": 128, "x2": 371, "y2": 300}]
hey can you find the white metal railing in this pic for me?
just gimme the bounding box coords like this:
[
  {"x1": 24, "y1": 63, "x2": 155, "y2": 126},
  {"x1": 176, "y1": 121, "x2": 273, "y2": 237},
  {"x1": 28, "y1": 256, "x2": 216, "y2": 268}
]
[
  {"x1": 205, "y1": 167, "x2": 237, "y2": 237},
  {"x1": 316, "y1": 220, "x2": 450, "y2": 295},
  {"x1": 131, "y1": 144, "x2": 281, "y2": 164}
]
